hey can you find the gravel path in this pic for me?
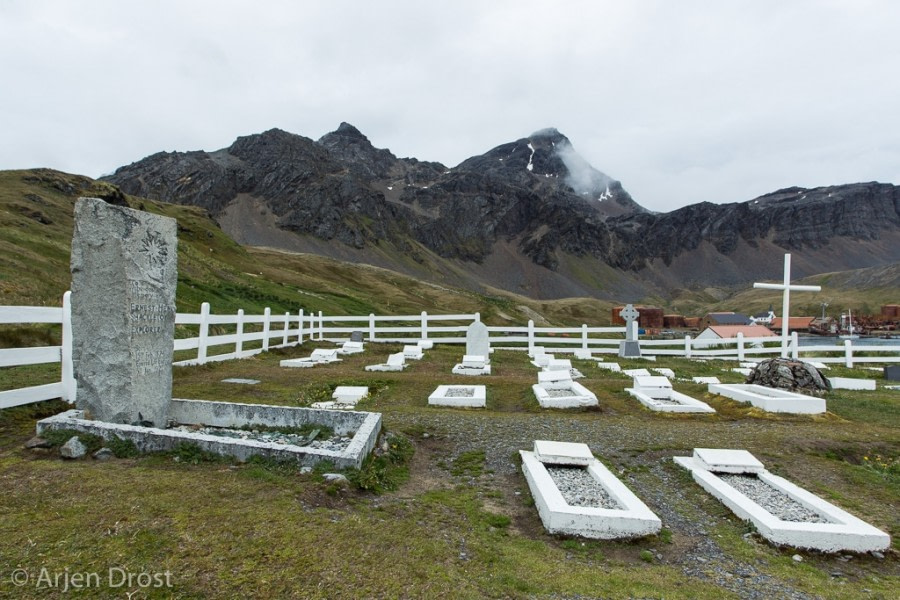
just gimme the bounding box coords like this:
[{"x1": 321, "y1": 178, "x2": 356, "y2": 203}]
[
  {"x1": 546, "y1": 465, "x2": 622, "y2": 509},
  {"x1": 718, "y1": 474, "x2": 830, "y2": 523}
]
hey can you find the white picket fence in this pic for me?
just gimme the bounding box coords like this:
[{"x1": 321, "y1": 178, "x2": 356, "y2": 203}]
[{"x1": 2, "y1": 294, "x2": 899, "y2": 409}]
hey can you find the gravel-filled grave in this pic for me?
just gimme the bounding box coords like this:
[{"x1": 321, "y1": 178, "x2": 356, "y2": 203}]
[
  {"x1": 172, "y1": 425, "x2": 354, "y2": 453},
  {"x1": 445, "y1": 388, "x2": 475, "y2": 398},
  {"x1": 545, "y1": 389, "x2": 579, "y2": 398},
  {"x1": 718, "y1": 473, "x2": 831, "y2": 523},
  {"x1": 546, "y1": 465, "x2": 623, "y2": 509}
]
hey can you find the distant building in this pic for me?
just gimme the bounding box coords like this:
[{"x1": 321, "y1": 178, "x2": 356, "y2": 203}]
[
  {"x1": 882, "y1": 305, "x2": 900, "y2": 319},
  {"x1": 663, "y1": 314, "x2": 686, "y2": 329},
  {"x1": 683, "y1": 317, "x2": 702, "y2": 329},
  {"x1": 694, "y1": 325, "x2": 777, "y2": 348},
  {"x1": 769, "y1": 317, "x2": 815, "y2": 333},
  {"x1": 700, "y1": 312, "x2": 752, "y2": 329},
  {"x1": 611, "y1": 306, "x2": 663, "y2": 329}
]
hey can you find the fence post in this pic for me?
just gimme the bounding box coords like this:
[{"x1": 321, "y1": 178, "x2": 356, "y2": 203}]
[
  {"x1": 262, "y1": 307, "x2": 271, "y2": 352},
  {"x1": 197, "y1": 302, "x2": 210, "y2": 364},
  {"x1": 235, "y1": 309, "x2": 244, "y2": 357},
  {"x1": 369, "y1": 313, "x2": 376, "y2": 341},
  {"x1": 684, "y1": 334, "x2": 692, "y2": 359},
  {"x1": 316, "y1": 311, "x2": 323, "y2": 340},
  {"x1": 421, "y1": 311, "x2": 428, "y2": 340},
  {"x1": 474, "y1": 312, "x2": 481, "y2": 322},
  {"x1": 791, "y1": 331, "x2": 799, "y2": 359},
  {"x1": 528, "y1": 320, "x2": 535, "y2": 355},
  {"x1": 844, "y1": 339, "x2": 853, "y2": 368},
  {"x1": 61, "y1": 291, "x2": 76, "y2": 403},
  {"x1": 297, "y1": 309, "x2": 304, "y2": 344},
  {"x1": 282, "y1": 312, "x2": 290, "y2": 346},
  {"x1": 736, "y1": 332, "x2": 744, "y2": 362},
  {"x1": 581, "y1": 324, "x2": 589, "y2": 351}
]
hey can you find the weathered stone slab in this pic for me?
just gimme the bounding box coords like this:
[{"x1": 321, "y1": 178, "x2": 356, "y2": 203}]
[
  {"x1": 533, "y1": 440, "x2": 594, "y2": 466},
  {"x1": 71, "y1": 198, "x2": 177, "y2": 427},
  {"x1": 694, "y1": 448, "x2": 764, "y2": 474}
]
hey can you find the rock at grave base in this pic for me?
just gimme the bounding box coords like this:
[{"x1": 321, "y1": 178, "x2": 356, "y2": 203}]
[
  {"x1": 299, "y1": 467, "x2": 313, "y2": 475},
  {"x1": 60, "y1": 436, "x2": 87, "y2": 459},
  {"x1": 323, "y1": 473, "x2": 349, "y2": 485},
  {"x1": 746, "y1": 358, "x2": 831, "y2": 395},
  {"x1": 93, "y1": 447, "x2": 114, "y2": 461},
  {"x1": 25, "y1": 436, "x2": 51, "y2": 449}
]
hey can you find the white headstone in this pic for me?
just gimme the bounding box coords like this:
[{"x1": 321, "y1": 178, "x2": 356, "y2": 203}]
[
  {"x1": 465, "y1": 320, "x2": 490, "y2": 359},
  {"x1": 70, "y1": 198, "x2": 177, "y2": 427}
]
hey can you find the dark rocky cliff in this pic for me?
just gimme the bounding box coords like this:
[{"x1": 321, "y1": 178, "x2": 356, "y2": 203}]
[{"x1": 103, "y1": 125, "x2": 900, "y2": 299}]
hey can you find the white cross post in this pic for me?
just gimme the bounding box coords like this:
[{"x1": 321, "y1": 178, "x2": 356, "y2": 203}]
[{"x1": 753, "y1": 253, "x2": 821, "y2": 358}]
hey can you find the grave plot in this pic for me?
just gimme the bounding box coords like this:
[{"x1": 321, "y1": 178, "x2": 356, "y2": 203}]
[
  {"x1": 452, "y1": 354, "x2": 492, "y2": 376},
  {"x1": 521, "y1": 441, "x2": 661, "y2": 539},
  {"x1": 428, "y1": 385, "x2": 486, "y2": 408},
  {"x1": 707, "y1": 383, "x2": 825, "y2": 414},
  {"x1": 595, "y1": 362, "x2": 621, "y2": 372},
  {"x1": 625, "y1": 376, "x2": 715, "y2": 413},
  {"x1": 311, "y1": 386, "x2": 369, "y2": 410},
  {"x1": 622, "y1": 368, "x2": 651, "y2": 377},
  {"x1": 532, "y1": 370, "x2": 597, "y2": 409},
  {"x1": 651, "y1": 368, "x2": 675, "y2": 378},
  {"x1": 365, "y1": 352, "x2": 407, "y2": 372},
  {"x1": 530, "y1": 347, "x2": 554, "y2": 368},
  {"x1": 403, "y1": 344, "x2": 425, "y2": 360},
  {"x1": 452, "y1": 321, "x2": 492, "y2": 375},
  {"x1": 545, "y1": 358, "x2": 584, "y2": 379},
  {"x1": 692, "y1": 376, "x2": 720, "y2": 384},
  {"x1": 827, "y1": 377, "x2": 876, "y2": 391},
  {"x1": 674, "y1": 449, "x2": 890, "y2": 552},
  {"x1": 280, "y1": 348, "x2": 342, "y2": 368},
  {"x1": 40, "y1": 400, "x2": 382, "y2": 470},
  {"x1": 37, "y1": 198, "x2": 381, "y2": 471},
  {"x1": 337, "y1": 341, "x2": 365, "y2": 355}
]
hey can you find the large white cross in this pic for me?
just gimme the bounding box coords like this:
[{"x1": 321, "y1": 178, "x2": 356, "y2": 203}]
[{"x1": 753, "y1": 253, "x2": 821, "y2": 357}]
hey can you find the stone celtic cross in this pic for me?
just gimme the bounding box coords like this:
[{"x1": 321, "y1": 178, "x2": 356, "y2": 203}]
[
  {"x1": 620, "y1": 304, "x2": 640, "y2": 337},
  {"x1": 618, "y1": 304, "x2": 642, "y2": 358}
]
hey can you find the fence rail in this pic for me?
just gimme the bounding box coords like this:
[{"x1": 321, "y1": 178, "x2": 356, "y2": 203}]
[{"x1": 2, "y1": 294, "x2": 898, "y2": 409}]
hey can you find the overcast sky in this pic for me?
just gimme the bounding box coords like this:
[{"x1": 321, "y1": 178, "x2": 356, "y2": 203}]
[{"x1": 1, "y1": 0, "x2": 898, "y2": 212}]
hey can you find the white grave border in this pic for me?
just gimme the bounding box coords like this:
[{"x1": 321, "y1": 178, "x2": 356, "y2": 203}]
[
  {"x1": 520, "y1": 446, "x2": 661, "y2": 539},
  {"x1": 674, "y1": 450, "x2": 890, "y2": 552}
]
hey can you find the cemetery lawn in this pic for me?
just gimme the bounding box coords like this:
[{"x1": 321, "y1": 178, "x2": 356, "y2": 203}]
[{"x1": 0, "y1": 347, "x2": 897, "y2": 599}]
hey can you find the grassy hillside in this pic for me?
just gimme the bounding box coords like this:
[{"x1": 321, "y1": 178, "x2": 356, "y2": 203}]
[{"x1": 0, "y1": 169, "x2": 617, "y2": 326}]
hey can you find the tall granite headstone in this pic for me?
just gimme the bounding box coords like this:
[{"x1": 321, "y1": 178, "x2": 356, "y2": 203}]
[
  {"x1": 465, "y1": 321, "x2": 490, "y2": 358},
  {"x1": 70, "y1": 198, "x2": 177, "y2": 427}
]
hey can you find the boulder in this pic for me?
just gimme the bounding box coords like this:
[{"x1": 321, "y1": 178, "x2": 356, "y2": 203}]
[
  {"x1": 60, "y1": 436, "x2": 88, "y2": 459},
  {"x1": 746, "y1": 358, "x2": 831, "y2": 394}
]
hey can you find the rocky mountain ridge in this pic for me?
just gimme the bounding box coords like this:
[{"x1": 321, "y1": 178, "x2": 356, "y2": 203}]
[{"x1": 103, "y1": 125, "x2": 900, "y2": 300}]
